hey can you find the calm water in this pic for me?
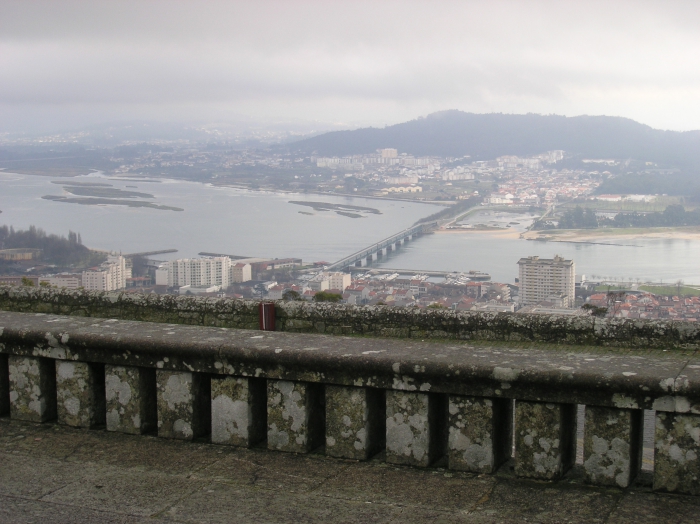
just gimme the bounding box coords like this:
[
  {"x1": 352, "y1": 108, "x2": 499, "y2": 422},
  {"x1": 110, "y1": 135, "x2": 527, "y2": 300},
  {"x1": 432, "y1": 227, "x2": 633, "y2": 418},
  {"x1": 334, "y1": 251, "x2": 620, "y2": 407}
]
[
  {"x1": 375, "y1": 210, "x2": 700, "y2": 284},
  {"x1": 2, "y1": 172, "x2": 699, "y2": 284},
  {"x1": 0, "y1": 171, "x2": 438, "y2": 263}
]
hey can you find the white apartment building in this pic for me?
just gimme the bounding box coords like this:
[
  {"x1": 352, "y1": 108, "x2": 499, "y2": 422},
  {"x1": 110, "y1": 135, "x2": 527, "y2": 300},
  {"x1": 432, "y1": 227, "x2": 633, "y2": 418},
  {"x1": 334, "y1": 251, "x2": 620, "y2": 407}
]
[
  {"x1": 44, "y1": 274, "x2": 81, "y2": 289},
  {"x1": 82, "y1": 255, "x2": 128, "y2": 291},
  {"x1": 517, "y1": 255, "x2": 575, "y2": 308},
  {"x1": 329, "y1": 272, "x2": 351, "y2": 291},
  {"x1": 166, "y1": 257, "x2": 234, "y2": 288}
]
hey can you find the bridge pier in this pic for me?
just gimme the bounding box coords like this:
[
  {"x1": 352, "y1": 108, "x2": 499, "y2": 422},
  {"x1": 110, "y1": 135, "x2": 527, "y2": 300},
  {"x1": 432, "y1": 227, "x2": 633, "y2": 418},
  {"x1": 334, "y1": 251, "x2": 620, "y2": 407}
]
[{"x1": 325, "y1": 222, "x2": 437, "y2": 271}]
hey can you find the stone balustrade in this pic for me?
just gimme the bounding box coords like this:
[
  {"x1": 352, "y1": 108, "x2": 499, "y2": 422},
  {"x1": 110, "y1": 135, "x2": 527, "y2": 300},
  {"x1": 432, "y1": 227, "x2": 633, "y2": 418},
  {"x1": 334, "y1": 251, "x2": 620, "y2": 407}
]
[{"x1": 1, "y1": 310, "x2": 700, "y2": 496}]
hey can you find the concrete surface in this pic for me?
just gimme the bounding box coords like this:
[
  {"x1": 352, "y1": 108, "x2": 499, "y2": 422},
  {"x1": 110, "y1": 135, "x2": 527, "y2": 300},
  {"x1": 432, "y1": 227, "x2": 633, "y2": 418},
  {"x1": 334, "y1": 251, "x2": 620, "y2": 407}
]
[{"x1": 1, "y1": 418, "x2": 699, "y2": 524}]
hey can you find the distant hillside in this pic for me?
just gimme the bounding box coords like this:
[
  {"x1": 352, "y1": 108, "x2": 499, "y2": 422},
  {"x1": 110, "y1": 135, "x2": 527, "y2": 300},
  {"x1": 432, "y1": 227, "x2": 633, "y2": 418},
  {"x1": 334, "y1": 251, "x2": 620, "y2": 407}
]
[{"x1": 291, "y1": 111, "x2": 700, "y2": 166}]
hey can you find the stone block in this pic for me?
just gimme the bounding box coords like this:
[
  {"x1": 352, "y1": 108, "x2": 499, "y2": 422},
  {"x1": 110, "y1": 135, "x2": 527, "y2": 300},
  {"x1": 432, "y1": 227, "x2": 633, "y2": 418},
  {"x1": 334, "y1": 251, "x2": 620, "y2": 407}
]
[
  {"x1": 654, "y1": 411, "x2": 700, "y2": 495},
  {"x1": 386, "y1": 390, "x2": 446, "y2": 467},
  {"x1": 55, "y1": 361, "x2": 106, "y2": 428},
  {"x1": 105, "y1": 365, "x2": 157, "y2": 435},
  {"x1": 8, "y1": 356, "x2": 57, "y2": 422},
  {"x1": 211, "y1": 376, "x2": 266, "y2": 447},
  {"x1": 156, "y1": 370, "x2": 211, "y2": 440},
  {"x1": 267, "y1": 379, "x2": 324, "y2": 453},
  {"x1": 0, "y1": 354, "x2": 9, "y2": 416},
  {"x1": 448, "y1": 395, "x2": 513, "y2": 473},
  {"x1": 583, "y1": 406, "x2": 642, "y2": 488},
  {"x1": 325, "y1": 385, "x2": 384, "y2": 460},
  {"x1": 514, "y1": 400, "x2": 576, "y2": 480}
]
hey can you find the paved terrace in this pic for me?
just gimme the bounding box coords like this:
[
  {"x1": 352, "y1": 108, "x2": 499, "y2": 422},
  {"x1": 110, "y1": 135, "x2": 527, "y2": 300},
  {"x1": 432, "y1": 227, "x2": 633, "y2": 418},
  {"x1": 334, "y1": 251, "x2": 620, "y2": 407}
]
[{"x1": 3, "y1": 417, "x2": 699, "y2": 524}]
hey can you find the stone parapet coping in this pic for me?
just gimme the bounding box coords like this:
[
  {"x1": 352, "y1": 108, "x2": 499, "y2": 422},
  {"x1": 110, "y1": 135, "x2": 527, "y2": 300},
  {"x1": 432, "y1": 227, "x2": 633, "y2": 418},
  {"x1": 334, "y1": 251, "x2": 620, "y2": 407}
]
[
  {"x1": 2, "y1": 286, "x2": 700, "y2": 350},
  {"x1": 0, "y1": 310, "x2": 698, "y2": 413}
]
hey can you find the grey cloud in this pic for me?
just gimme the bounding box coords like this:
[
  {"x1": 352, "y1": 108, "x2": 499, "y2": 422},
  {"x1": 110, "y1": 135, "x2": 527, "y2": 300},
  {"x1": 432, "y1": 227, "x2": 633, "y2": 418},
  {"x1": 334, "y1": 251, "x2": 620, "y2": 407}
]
[{"x1": 1, "y1": 0, "x2": 700, "y2": 132}]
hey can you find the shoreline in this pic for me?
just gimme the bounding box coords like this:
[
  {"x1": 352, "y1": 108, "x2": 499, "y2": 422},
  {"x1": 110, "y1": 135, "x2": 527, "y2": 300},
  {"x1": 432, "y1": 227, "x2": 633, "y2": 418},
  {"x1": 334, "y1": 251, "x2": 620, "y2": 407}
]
[
  {"x1": 522, "y1": 226, "x2": 700, "y2": 242},
  {"x1": 2, "y1": 169, "x2": 449, "y2": 207}
]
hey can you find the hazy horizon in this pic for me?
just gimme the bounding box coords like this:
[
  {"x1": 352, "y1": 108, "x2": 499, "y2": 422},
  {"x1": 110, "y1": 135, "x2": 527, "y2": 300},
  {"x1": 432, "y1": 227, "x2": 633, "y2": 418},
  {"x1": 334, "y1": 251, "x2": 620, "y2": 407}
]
[{"x1": 2, "y1": 1, "x2": 700, "y2": 134}]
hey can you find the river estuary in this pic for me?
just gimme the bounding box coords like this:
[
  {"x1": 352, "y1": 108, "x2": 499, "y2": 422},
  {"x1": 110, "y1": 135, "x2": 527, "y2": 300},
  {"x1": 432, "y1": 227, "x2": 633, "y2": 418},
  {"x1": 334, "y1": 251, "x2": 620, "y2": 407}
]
[{"x1": 1, "y1": 171, "x2": 699, "y2": 284}]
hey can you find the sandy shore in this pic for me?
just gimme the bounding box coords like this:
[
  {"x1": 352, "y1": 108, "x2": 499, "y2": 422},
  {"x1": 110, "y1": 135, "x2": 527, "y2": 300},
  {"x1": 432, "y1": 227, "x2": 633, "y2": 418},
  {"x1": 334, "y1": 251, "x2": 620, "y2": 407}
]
[
  {"x1": 435, "y1": 227, "x2": 523, "y2": 239},
  {"x1": 521, "y1": 226, "x2": 700, "y2": 242}
]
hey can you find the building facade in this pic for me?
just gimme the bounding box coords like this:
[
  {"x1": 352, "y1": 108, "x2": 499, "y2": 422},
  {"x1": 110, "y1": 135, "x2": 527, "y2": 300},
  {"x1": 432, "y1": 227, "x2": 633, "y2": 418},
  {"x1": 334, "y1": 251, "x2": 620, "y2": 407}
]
[
  {"x1": 517, "y1": 255, "x2": 575, "y2": 308},
  {"x1": 82, "y1": 255, "x2": 128, "y2": 291},
  {"x1": 45, "y1": 274, "x2": 82, "y2": 289},
  {"x1": 329, "y1": 272, "x2": 351, "y2": 291},
  {"x1": 231, "y1": 263, "x2": 252, "y2": 283},
  {"x1": 166, "y1": 257, "x2": 233, "y2": 288}
]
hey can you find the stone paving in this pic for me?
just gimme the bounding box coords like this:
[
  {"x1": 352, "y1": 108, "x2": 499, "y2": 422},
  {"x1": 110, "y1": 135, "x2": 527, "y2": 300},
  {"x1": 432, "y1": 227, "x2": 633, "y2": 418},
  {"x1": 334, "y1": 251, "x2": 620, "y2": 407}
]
[{"x1": 1, "y1": 418, "x2": 699, "y2": 524}]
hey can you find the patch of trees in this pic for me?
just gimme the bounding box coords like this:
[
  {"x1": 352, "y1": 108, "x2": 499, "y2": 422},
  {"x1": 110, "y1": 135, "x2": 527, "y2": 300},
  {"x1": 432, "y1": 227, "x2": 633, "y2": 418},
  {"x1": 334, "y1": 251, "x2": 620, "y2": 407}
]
[
  {"x1": 535, "y1": 204, "x2": 700, "y2": 230},
  {"x1": 313, "y1": 291, "x2": 343, "y2": 303},
  {"x1": 0, "y1": 225, "x2": 106, "y2": 267},
  {"x1": 557, "y1": 206, "x2": 599, "y2": 229},
  {"x1": 603, "y1": 205, "x2": 700, "y2": 228}
]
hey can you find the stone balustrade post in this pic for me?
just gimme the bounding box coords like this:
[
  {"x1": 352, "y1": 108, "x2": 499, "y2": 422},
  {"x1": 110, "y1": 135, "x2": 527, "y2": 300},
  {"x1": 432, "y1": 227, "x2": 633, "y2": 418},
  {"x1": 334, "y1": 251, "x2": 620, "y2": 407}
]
[
  {"x1": 325, "y1": 385, "x2": 384, "y2": 460},
  {"x1": 0, "y1": 354, "x2": 9, "y2": 416},
  {"x1": 386, "y1": 390, "x2": 446, "y2": 467},
  {"x1": 55, "y1": 361, "x2": 106, "y2": 428},
  {"x1": 267, "y1": 380, "x2": 324, "y2": 453},
  {"x1": 8, "y1": 356, "x2": 57, "y2": 423},
  {"x1": 211, "y1": 376, "x2": 266, "y2": 447},
  {"x1": 105, "y1": 365, "x2": 157, "y2": 434},
  {"x1": 448, "y1": 395, "x2": 513, "y2": 473},
  {"x1": 156, "y1": 370, "x2": 211, "y2": 440},
  {"x1": 583, "y1": 406, "x2": 643, "y2": 487},
  {"x1": 514, "y1": 400, "x2": 576, "y2": 480},
  {"x1": 654, "y1": 411, "x2": 700, "y2": 495}
]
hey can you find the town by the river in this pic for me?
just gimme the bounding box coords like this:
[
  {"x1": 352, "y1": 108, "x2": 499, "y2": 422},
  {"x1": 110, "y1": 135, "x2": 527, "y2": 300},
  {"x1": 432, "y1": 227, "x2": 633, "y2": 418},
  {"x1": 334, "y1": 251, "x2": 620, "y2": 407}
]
[{"x1": 2, "y1": 170, "x2": 700, "y2": 284}]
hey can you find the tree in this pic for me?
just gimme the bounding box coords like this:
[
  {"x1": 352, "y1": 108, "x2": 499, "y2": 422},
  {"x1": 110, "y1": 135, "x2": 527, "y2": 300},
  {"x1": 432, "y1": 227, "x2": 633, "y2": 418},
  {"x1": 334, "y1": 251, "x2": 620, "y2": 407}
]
[
  {"x1": 313, "y1": 291, "x2": 342, "y2": 303},
  {"x1": 582, "y1": 303, "x2": 608, "y2": 317},
  {"x1": 282, "y1": 289, "x2": 301, "y2": 301},
  {"x1": 606, "y1": 291, "x2": 626, "y2": 317},
  {"x1": 21, "y1": 277, "x2": 35, "y2": 287}
]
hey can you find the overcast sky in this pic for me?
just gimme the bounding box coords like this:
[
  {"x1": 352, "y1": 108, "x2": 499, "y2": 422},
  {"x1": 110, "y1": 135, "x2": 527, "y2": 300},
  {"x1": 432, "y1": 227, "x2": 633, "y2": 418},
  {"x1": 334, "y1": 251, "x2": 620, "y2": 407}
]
[{"x1": 2, "y1": 0, "x2": 700, "y2": 133}]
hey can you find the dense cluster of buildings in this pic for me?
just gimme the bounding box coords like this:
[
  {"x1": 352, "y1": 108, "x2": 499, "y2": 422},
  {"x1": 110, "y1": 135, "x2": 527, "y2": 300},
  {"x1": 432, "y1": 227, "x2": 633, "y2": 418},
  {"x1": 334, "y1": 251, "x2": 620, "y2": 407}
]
[
  {"x1": 586, "y1": 292, "x2": 700, "y2": 321},
  {"x1": 5, "y1": 250, "x2": 700, "y2": 321},
  {"x1": 486, "y1": 154, "x2": 600, "y2": 206}
]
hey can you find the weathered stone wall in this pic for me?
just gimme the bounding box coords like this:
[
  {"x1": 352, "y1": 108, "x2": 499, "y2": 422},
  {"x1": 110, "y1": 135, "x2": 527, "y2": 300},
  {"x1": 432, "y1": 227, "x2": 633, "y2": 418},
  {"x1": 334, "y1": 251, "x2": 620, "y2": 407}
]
[
  {"x1": 3, "y1": 309, "x2": 700, "y2": 494},
  {"x1": 2, "y1": 285, "x2": 700, "y2": 349}
]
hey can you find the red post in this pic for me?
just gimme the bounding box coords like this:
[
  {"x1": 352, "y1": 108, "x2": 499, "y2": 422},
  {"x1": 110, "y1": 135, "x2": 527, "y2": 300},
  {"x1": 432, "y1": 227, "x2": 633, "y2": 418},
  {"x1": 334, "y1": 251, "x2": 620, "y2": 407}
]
[{"x1": 259, "y1": 302, "x2": 276, "y2": 331}]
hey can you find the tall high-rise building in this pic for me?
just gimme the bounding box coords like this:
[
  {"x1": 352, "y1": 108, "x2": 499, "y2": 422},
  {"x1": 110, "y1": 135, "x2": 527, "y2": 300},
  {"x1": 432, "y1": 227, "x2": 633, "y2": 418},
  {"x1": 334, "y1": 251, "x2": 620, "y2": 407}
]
[
  {"x1": 517, "y1": 255, "x2": 575, "y2": 308},
  {"x1": 166, "y1": 257, "x2": 233, "y2": 288}
]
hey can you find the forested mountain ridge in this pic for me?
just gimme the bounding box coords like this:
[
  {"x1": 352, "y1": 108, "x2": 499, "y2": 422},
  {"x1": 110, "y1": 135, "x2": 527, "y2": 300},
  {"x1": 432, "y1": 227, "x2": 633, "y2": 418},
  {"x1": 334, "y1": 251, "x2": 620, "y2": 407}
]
[{"x1": 291, "y1": 111, "x2": 700, "y2": 166}]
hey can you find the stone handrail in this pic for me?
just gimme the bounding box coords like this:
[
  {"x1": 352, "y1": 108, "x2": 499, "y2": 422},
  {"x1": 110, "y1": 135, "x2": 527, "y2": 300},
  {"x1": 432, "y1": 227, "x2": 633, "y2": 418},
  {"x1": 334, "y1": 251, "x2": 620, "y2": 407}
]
[
  {"x1": 1, "y1": 310, "x2": 700, "y2": 495},
  {"x1": 2, "y1": 286, "x2": 700, "y2": 349}
]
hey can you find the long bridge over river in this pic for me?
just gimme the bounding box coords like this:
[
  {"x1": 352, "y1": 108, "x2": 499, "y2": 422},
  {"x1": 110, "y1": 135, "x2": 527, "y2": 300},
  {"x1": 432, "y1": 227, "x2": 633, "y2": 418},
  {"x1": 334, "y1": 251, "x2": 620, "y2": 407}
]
[{"x1": 326, "y1": 220, "x2": 439, "y2": 271}]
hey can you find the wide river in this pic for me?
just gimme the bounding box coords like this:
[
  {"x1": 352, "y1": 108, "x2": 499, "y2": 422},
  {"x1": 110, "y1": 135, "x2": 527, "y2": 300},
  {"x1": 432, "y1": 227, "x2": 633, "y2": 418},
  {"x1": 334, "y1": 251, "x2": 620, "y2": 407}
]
[{"x1": 1, "y1": 171, "x2": 699, "y2": 284}]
